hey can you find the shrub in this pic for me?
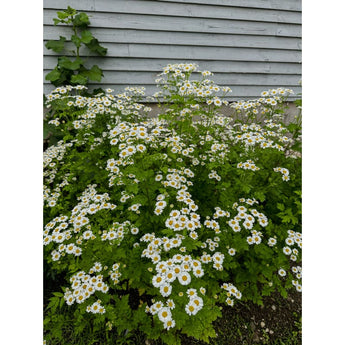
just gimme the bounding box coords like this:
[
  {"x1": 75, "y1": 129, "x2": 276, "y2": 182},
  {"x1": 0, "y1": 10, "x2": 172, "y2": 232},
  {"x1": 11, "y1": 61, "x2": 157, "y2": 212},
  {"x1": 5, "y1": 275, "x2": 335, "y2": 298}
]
[{"x1": 43, "y1": 63, "x2": 301, "y2": 345}]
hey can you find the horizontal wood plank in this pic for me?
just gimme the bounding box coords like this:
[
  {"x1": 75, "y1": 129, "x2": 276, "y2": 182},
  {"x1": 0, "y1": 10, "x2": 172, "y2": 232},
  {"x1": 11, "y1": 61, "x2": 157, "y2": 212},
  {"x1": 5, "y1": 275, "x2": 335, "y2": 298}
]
[
  {"x1": 44, "y1": 26, "x2": 302, "y2": 50},
  {"x1": 44, "y1": 42, "x2": 301, "y2": 63},
  {"x1": 44, "y1": 69, "x2": 301, "y2": 86},
  {"x1": 152, "y1": 0, "x2": 301, "y2": 12},
  {"x1": 44, "y1": 56, "x2": 301, "y2": 74},
  {"x1": 43, "y1": 0, "x2": 301, "y2": 24},
  {"x1": 44, "y1": 10, "x2": 301, "y2": 37},
  {"x1": 44, "y1": 0, "x2": 301, "y2": 13}
]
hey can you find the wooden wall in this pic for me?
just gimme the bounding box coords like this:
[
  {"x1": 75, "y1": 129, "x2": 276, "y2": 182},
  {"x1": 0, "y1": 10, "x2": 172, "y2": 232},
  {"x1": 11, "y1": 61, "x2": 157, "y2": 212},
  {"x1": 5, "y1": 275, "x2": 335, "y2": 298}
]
[{"x1": 43, "y1": 0, "x2": 302, "y2": 100}]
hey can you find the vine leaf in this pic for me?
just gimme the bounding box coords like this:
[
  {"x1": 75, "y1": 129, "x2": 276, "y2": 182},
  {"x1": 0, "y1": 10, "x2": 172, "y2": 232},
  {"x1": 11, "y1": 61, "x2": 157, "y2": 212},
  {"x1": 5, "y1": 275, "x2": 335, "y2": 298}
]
[
  {"x1": 80, "y1": 30, "x2": 94, "y2": 44},
  {"x1": 73, "y1": 12, "x2": 90, "y2": 27},
  {"x1": 45, "y1": 36, "x2": 66, "y2": 53},
  {"x1": 82, "y1": 65, "x2": 103, "y2": 82},
  {"x1": 85, "y1": 38, "x2": 108, "y2": 56},
  {"x1": 71, "y1": 74, "x2": 88, "y2": 85},
  {"x1": 58, "y1": 57, "x2": 84, "y2": 71},
  {"x1": 45, "y1": 68, "x2": 61, "y2": 82}
]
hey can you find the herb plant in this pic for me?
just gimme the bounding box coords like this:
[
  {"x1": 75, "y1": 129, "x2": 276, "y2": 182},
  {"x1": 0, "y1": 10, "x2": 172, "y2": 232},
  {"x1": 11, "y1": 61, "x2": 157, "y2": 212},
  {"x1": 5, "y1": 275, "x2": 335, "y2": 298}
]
[{"x1": 43, "y1": 63, "x2": 301, "y2": 345}]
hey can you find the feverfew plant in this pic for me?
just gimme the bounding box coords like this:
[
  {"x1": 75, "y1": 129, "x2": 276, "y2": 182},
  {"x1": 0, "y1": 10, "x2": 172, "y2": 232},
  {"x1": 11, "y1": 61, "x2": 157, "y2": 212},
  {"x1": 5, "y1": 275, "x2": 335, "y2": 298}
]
[{"x1": 44, "y1": 63, "x2": 301, "y2": 345}]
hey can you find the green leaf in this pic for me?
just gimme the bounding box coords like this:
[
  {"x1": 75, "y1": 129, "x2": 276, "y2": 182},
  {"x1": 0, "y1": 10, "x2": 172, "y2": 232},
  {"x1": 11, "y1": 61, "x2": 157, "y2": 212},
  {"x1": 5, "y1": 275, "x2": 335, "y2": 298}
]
[
  {"x1": 276, "y1": 203, "x2": 285, "y2": 211},
  {"x1": 71, "y1": 34, "x2": 82, "y2": 48},
  {"x1": 66, "y1": 6, "x2": 77, "y2": 15},
  {"x1": 45, "y1": 36, "x2": 66, "y2": 53},
  {"x1": 73, "y1": 12, "x2": 90, "y2": 27},
  {"x1": 71, "y1": 74, "x2": 88, "y2": 85},
  {"x1": 53, "y1": 18, "x2": 62, "y2": 25},
  {"x1": 80, "y1": 30, "x2": 94, "y2": 44},
  {"x1": 43, "y1": 122, "x2": 51, "y2": 139},
  {"x1": 254, "y1": 191, "x2": 266, "y2": 202},
  {"x1": 85, "y1": 38, "x2": 108, "y2": 56},
  {"x1": 57, "y1": 10, "x2": 70, "y2": 20},
  {"x1": 58, "y1": 56, "x2": 84, "y2": 70},
  {"x1": 294, "y1": 99, "x2": 302, "y2": 107},
  {"x1": 45, "y1": 68, "x2": 61, "y2": 82},
  {"x1": 81, "y1": 65, "x2": 103, "y2": 82}
]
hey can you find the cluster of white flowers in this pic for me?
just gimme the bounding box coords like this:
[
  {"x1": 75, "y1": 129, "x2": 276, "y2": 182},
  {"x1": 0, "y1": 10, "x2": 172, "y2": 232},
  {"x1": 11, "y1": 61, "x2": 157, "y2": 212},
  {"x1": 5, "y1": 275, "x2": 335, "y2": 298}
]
[
  {"x1": 106, "y1": 120, "x2": 170, "y2": 187},
  {"x1": 156, "y1": 63, "x2": 231, "y2": 104},
  {"x1": 64, "y1": 269, "x2": 109, "y2": 309},
  {"x1": 48, "y1": 119, "x2": 60, "y2": 126},
  {"x1": 165, "y1": 207, "x2": 201, "y2": 235},
  {"x1": 247, "y1": 230, "x2": 264, "y2": 245},
  {"x1": 86, "y1": 300, "x2": 106, "y2": 314},
  {"x1": 185, "y1": 290, "x2": 204, "y2": 316},
  {"x1": 231, "y1": 88, "x2": 294, "y2": 112},
  {"x1": 100, "y1": 220, "x2": 135, "y2": 244},
  {"x1": 273, "y1": 167, "x2": 290, "y2": 181},
  {"x1": 142, "y1": 250, "x2": 211, "y2": 328},
  {"x1": 43, "y1": 140, "x2": 74, "y2": 207},
  {"x1": 234, "y1": 119, "x2": 293, "y2": 153},
  {"x1": 211, "y1": 251, "x2": 225, "y2": 270},
  {"x1": 146, "y1": 300, "x2": 176, "y2": 330},
  {"x1": 283, "y1": 230, "x2": 302, "y2": 260},
  {"x1": 291, "y1": 265, "x2": 302, "y2": 292},
  {"x1": 277, "y1": 230, "x2": 302, "y2": 291},
  {"x1": 161, "y1": 63, "x2": 199, "y2": 76},
  {"x1": 208, "y1": 170, "x2": 221, "y2": 181},
  {"x1": 108, "y1": 263, "x2": 122, "y2": 285},
  {"x1": 45, "y1": 85, "x2": 86, "y2": 103},
  {"x1": 237, "y1": 159, "x2": 260, "y2": 171},
  {"x1": 45, "y1": 85, "x2": 151, "y2": 132},
  {"x1": 44, "y1": 185, "x2": 117, "y2": 261},
  {"x1": 226, "y1": 201, "x2": 268, "y2": 234},
  {"x1": 221, "y1": 282, "x2": 242, "y2": 306}
]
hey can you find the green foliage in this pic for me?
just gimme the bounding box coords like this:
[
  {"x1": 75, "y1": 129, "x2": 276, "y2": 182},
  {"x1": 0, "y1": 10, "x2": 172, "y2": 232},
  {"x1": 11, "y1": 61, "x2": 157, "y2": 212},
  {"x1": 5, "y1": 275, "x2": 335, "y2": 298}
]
[
  {"x1": 43, "y1": 63, "x2": 301, "y2": 344},
  {"x1": 45, "y1": 6, "x2": 107, "y2": 87}
]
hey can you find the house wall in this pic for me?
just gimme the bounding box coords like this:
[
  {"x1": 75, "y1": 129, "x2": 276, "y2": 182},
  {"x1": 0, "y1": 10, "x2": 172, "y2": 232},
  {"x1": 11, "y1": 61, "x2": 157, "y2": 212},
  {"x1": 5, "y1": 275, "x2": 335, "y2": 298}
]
[{"x1": 43, "y1": 0, "x2": 302, "y2": 101}]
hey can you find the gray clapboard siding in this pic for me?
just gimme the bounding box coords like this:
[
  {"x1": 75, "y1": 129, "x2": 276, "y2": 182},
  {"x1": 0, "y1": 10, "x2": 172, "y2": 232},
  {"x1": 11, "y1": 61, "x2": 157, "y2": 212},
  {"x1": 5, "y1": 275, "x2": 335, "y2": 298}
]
[
  {"x1": 44, "y1": 27, "x2": 301, "y2": 50},
  {"x1": 44, "y1": 0, "x2": 301, "y2": 24},
  {"x1": 44, "y1": 57, "x2": 301, "y2": 74},
  {"x1": 44, "y1": 26, "x2": 302, "y2": 50},
  {"x1": 44, "y1": 10, "x2": 301, "y2": 37},
  {"x1": 44, "y1": 0, "x2": 302, "y2": 13},
  {"x1": 156, "y1": 0, "x2": 301, "y2": 11},
  {"x1": 43, "y1": 0, "x2": 302, "y2": 100},
  {"x1": 44, "y1": 43, "x2": 301, "y2": 63}
]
